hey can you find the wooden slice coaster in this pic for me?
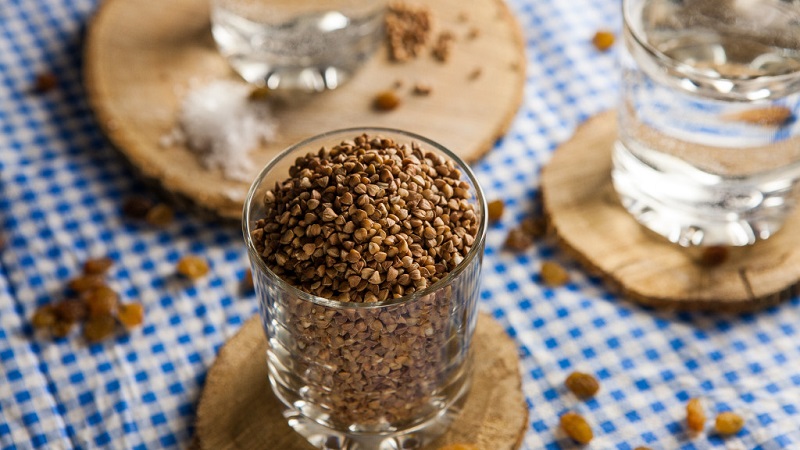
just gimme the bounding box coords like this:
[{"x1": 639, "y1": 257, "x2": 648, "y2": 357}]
[
  {"x1": 195, "y1": 312, "x2": 527, "y2": 450},
  {"x1": 84, "y1": 0, "x2": 526, "y2": 220},
  {"x1": 541, "y1": 110, "x2": 800, "y2": 312}
]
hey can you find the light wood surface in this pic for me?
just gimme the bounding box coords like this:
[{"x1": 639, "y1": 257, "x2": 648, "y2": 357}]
[
  {"x1": 195, "y1": 312, "x2": 527, "y2": 450},
  {"x1": 541, "y1": 110, "x2": 800, "y2": 312},
  {"x1": 84, "y1": 0, "x2": 526, "y2": 220}
]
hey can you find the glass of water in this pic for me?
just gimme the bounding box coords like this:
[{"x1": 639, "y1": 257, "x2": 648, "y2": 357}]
[
  {"x1": 211, "y1": 0, "x2": 387, "y2": 93},
  {"x1": 614, "y1": 0, "x2": 800, "y2": 246}
]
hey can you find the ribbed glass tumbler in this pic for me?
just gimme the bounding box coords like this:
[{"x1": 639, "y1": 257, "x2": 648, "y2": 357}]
[{"x1": 243, "y1": 128, "x2": 487, "y2": 450}]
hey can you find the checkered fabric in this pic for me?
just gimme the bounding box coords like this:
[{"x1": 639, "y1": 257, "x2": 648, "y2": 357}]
[{"x1": 1, "y1": 0, "x2": 799, "y2": 449}]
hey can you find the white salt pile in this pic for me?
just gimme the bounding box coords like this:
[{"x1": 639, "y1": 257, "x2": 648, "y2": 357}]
[{"x1": 161, "y1": 79, "x2": 276, "y2": 182}]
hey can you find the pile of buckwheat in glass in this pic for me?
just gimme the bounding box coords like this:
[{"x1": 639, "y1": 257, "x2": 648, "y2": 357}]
[
  {"x1": 251, "y1": 133, "x2": 480, "y2": 426},
  {"x1": 252, "y1": 134, "x2": 478, "y2": 303}
]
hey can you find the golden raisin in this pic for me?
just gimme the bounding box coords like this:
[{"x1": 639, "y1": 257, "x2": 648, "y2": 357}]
[
  {"x1": 541, "y1": 261, "x2": 570, "y2": 287},
  {"x1": 84, "y1": 286, "x2": 119, "y2": 318},
  {"x1": 727, "y1": 106, "x2": 793, "y2": 127},
  {"x1": 487, "y1": 199, "x2": 504, "y2": 223},
  {"x1": 592, "y1": 30, "x2": 615, "y2": 51},
  {"x1": 438, "y1": 445, "x2": 479, "y2": 450},
  {"x1": 53, "y1": 299, "x2": 87, "y2": 323},
  {"x1": 122, "y1": 196, "x2": 153, "y2": 219},
  {"x1": 83, "y1": 256, "x2": 114, "y2": 275},
  {"x1": 698, "y1": 246, "x2": 729, "y2": 266},
  {"x1": 565, "y1": 371, "x2": 600, "y2": 399},
  {"x1": 177, "y1": 255, "x2": 210, "y2": 279},
  {"x1": 68, "y1": 274, "x2": 104, "y2": 293},
  {"x1": 715, "y1": 412, "x2": 744, "y2": 435},
  {"x1": 504, "y1": 228, "x2": 533, "y2": 251},
  {"x1": 31, "y1": 305, "x2": 57, "y2": 329},
  {"x1": 84, "y1": 315, "x2": 116, "y2": 343},
  {"x1": 145, "y1": 203, "x2": 174, "y2": 226},
  {"x1": 634, "y1": 447, "x2": 653, "y2": 450},
  {"x1": 51, "y1": 321, "x2": 74, "y2": 338},
  {"x1": 34, "y1": 73, "x2": 57, "y2": 92},
  {"x1": 373, "y1": 90, "x2": 401, "y2": 111},
  {"x1": 241, "y1": 269, "x2": 255, "y2": 293},
  {"x1": 248, "y1": 85, "x2": 271, "y2": 101},
  {"x1": 686, "y1": 398, "x2": 706, "y2": 432},
  {"x1": 117, "y1": 303, "x2": 145, "y2": 329},
  {"x1": 560, "y1": 412, "x2": 593, "y2": 444}
]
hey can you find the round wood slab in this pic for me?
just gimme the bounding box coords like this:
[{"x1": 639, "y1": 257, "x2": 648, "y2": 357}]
[
  {"x1": 84, "y1": 0, "x2": 526, "y2": 220},
  {"x1": 195, "y1": 312, "x2": 527, "y2": 450},
  {"x1": 541, "y1": 110, "x2": 800, "y2": 312}
]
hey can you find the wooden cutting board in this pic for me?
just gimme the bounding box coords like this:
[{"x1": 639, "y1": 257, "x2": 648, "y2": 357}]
[
  {"x1": 84, "y1": 0, "x2": 526, "y2": 220},
  {"x1": 194, "y1": 312, "x2": 528, "y2": 450}
]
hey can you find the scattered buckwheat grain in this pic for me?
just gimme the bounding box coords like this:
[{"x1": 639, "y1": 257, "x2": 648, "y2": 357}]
[{"x1": 385, "y1": 2, "x2": 432, "y2": 62}]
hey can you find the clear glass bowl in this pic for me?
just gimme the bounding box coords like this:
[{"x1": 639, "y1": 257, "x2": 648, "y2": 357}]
[{"x1": 243, "y1": 128, "x2": 487, "y2": 449}]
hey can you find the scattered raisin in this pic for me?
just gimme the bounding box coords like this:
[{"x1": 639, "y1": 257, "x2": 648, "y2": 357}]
[
  {"x1": 122, "y1": 196, "x2": 153, "y2": 219},
  {"x1": 84, "y1": 315, "x2": 116, "y2": 343},
  {"x1": 715, "y1": 412, "x2": 744, "y2": 435},
  {"x1": 504, "y1": 228, "x2": 533, "y2": 251},
  {"x1": 51, "y1": 321, "x2": 74, "y2": 338},
  {"x1": 34, "y1": 73, "x2": 57, "y2": 92},
  {"x1": 686, "y1": 398, "x2": 706, "y2": 432},
  {"x1": 487, "y1": 199, "x2": 504, "y2": 223},
  {"x1": 248, "y1": 86, "x2": 271, "y2": 101},
  {"x1": 117, "y1": 303, "x2": 145, "y2": 329},
  {"x1": 727, "y1": 106, "x2": 793, "y2": 127},
  {"x1": 698, "y1": 246, "x2": 729, "y2": 266},
  {"x1": 592, "y1": 30, "x2": 615, "y2": 51},
  {"x1": 31, "y1": 305, "x2": 57, "y2": 329},
  {"x1": 560, "y1": 412, "x2": 593, "y2": 444},
  {"x1": 565, "y1": 371, "x2": 600, "y2": 399},
  {"x1": 83, "y1": 256, "x2": 114, "y2": 275},
  {"x1": 177, "y1": 255, "x2": 210, "y2": 279},
  {"x1": 541, "y1": 261, "x2": 570, "y2": 287},
  {"x1": 53, "y1": 299, "x2": 87, "y2": 323},
  {"x1": 438, "y1": 444, "x2": 479, "y2": 450},
  {"x1": 68, "y1": 274, "x2": 104, "y2": 293},
  {"x1": 84, "y1": 286, "x2": 119, "y2": 318},
  {"x1": 520, "y1": 216, "x2": 546, "y2": 238},
  {"x1": 373, "y1": 91, "x2": 401, "y2": 111},
  {"x1": 145, "y1": 203, "x2": 174, "y2": 226},
  {"x1": 241, "y1": 269, "x2": 255, "y2": 294}
]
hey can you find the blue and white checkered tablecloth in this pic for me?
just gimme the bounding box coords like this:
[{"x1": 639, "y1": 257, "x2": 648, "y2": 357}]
[{"x1": 1, "y1": 0, "x2": 799, "y2": 449}]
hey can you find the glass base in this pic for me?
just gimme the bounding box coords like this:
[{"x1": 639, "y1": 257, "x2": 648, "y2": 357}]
[
  {"x1": 612, "y1": 140, "x2": 798, "y2": 247},
  {"x1": 230, "y1": 59, "x2": 356, "y2": 94},
  {"x1": 274, "y1": 381, "x2": 470, "y2": 450}
]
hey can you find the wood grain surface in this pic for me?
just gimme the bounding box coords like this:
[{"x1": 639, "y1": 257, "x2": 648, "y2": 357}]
[
  {"x1": 541, "y1": 110, "x2": 800, "y2": 312},
  {"x1": 195, "y1": 312, "x2": 527, "y2": 450},
  {"x1": 84, "y1": 0, "x2": 526, "y2": 220}
]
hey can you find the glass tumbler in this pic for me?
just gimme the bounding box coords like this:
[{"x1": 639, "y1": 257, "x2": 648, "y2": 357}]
[
  {"x1": 613, "y1": 0, "x2": 800, "y2": 246},
  {"x1": 243, "y1": 129, "x2": 487, "y2": 449},
  {"x1": 211, "y1": 0, "x2": 388, "y2": 93}
]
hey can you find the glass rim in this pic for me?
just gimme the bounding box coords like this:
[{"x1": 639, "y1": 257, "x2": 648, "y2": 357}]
[
  {"x1": 622, "y1": 0, "x2": 800, "y2": 83},
  {"x1": 242, "y1": 127, "x2": 488, "y2": 310}
]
